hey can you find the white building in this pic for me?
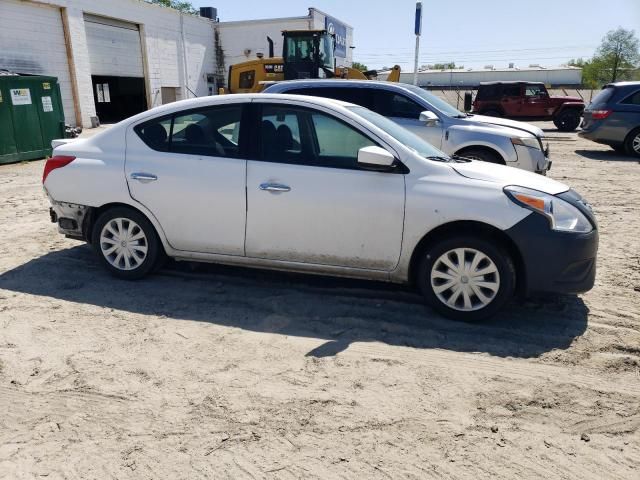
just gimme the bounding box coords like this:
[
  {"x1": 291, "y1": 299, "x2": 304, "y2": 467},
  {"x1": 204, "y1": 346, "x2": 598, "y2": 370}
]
[
  {"x1": 216, "y1": 8, "x2": 354, "y2": 73},
  {"x1": 0, "y1": 1, "x2": 353, "y2": 128},
  {"x1": 394, "y1": 66, "x2": 583, "y2": 88},
  {"x1": 0, "y1": 0, "x2": 216, "y2": 128}
]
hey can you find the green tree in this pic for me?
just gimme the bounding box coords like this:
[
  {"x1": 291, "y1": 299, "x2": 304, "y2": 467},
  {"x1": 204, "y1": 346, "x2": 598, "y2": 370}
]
[
  {"x1": 351, "y1": 62, "x2": 368, "y2": 72},
  {"x1": 596, "y1": 28, "x2": 640, "y2": 82},
  {"x1": 146, "y1": 0, "x2": 198, "y2": 15},
  {"x1": 571, "y1": 28, "x2": 640, "y2": 86}
]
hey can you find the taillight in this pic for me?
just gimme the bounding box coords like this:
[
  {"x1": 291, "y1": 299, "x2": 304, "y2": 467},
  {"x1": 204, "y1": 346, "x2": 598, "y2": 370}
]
[
  {"x1": 590, "y1": 109, "x2": 612, "y2": 120},
  {"x1": 43, "y1": 156, "x2": 76, "y2": 183}
]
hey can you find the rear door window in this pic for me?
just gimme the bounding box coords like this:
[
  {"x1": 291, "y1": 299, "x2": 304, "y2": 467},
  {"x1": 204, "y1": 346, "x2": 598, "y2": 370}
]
[
  {"x1": 502, "y1": 85, "x2": 521, "y2": 97},
  {"x1": 135, "y1": 105, "x2": 244, "y2": 158},
  {"x1": 371, "y1": 90, "x2": 424, "y2": 119},
  {"x1": 136, "y1": 116, "x2": 172, "y2": 151}
]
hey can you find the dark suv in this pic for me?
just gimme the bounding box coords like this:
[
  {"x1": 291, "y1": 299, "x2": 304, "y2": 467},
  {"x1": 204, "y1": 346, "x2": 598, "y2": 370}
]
[
  {"x1": 473, "y1": 81, "x2": 585, "y2": 132},
  {"x1": 579, "y1": 82, "x2": 640, "y2": 157}
]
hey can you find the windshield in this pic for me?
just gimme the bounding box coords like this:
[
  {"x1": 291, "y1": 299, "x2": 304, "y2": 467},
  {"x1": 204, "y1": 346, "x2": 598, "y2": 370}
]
[
  {"x1": 348, "y1": 106, "x2": 448, "y2": 160},
  {"x1": 400, "y1": 84, "x2": 466, "y2": 118},
  {"x1": 285, "y1": 36, "x2": 314, "y2": 63}
]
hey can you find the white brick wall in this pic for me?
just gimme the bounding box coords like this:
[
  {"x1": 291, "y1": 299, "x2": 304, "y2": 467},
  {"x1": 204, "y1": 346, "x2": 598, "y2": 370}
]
[
  {"x1": 4, "y1": 0, "x2": 216, "y2": 128},
  {"x1": 0, "y1": 0, "x2": 76, "y2": 125}
]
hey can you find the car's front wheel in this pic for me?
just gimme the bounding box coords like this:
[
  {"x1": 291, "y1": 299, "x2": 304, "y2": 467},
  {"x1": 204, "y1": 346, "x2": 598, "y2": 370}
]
[
  {"x1": 553, "y1": 110, "x2": 581, "y2": 132},
  {"x1": 417, "y1": 236, "x2": 516, "y2": 321},
  {"x1": 91, "y1": 207, "x2": 161, "y2": 279}
]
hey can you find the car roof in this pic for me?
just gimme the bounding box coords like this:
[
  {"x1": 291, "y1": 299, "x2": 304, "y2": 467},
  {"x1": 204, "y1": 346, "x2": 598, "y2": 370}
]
[
  {"x1": 264, "y1": 79, "x2": 415, "y2": 92},
  {"x1": 479, "y1": 81, "x2": 543, "y2": 86},
  {"x1": 603, "y1": 81, "x2": 640, "y2": 89}
]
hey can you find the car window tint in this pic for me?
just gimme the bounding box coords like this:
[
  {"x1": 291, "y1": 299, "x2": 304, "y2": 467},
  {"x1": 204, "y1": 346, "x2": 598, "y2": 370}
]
[
  {"x1": 621, "y1": 90, "x2": 640, "y2": 105},
  {"x1": 372, "y1": 90, "x2": 423, "y2": 119},
  {"x1": 135, "y1": 116, "x2": 172, "y2": 151},
  {"x1": 312, "y1": 113, "x2": 376, "y2": 167},
  {"x1": 261, "y1": 106, "x2": 303, "y2": 163},
  {"x1": 477, "y1": 85, "x2": 500, "y2": 100},
  {"x1": 525, "y1": 85, "x2": 544, "y2": 97},
  {"x1": 588, "y1": 87, "x2": 615, "y2": 107},
  {"x1": 170, "y1": 105, "x2": 243, "y2": 158},
  {"x1": 503, "y1": 85, "x2": 520, "y2": 97},
  {"x1": 260, "y1": 104, "x2": 377, "y2": 169},
  {"x1": 288, "y1": 87, "x2": 371, "y2": 108}
]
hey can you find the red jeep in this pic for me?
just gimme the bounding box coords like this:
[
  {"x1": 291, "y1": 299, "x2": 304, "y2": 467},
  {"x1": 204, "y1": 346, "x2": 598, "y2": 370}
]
[{"x1": 472, "y1": 81, "x2": 584, "y2": 132}]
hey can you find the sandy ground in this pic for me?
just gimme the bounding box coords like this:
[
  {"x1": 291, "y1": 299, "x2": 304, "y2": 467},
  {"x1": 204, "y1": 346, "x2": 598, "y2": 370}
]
[{"x1": 1, "y1": 123, "x2": 639, "y2": 479}]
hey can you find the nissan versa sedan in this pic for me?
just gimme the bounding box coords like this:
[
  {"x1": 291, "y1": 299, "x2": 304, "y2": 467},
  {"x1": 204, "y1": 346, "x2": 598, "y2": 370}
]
[
  {"x1": 264, "y1": 80, "x2": 552, "y2": 174},
  {"x1": 44, "y1": 94, "x2": 598, "y2": 321}
]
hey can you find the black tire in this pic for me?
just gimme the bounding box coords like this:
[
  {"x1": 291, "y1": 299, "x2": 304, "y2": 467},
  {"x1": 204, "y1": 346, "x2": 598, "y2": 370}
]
[
  {"x1": 91, "y1": 207, "x2": 161, "y2": 280},
  {"x1": 611, "y1": 145, "x2": 626, "y2": 154},
  {"x1": 624, "y1": 128, "x2": 640, "y2": 158},
  {"x1": 553, "y1": 110, "x2": 581, "y2": 132},
  {"x1": 456, "y1": 147, "x2": 504, "y2": 164},
  {"x1": 481, "y1": 109, "x2": 503, "y2": 117},
  {"x1": 416, "y1": 236, "x2": 516, "y2": 322}
]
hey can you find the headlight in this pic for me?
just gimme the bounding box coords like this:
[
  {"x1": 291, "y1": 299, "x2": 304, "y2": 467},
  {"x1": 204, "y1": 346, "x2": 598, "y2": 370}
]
[
  {"x1": 511, "y1": 137, "x2": 541, "y2": 150},
  {"x1": 504, "y1": 186, "x2": 593, "y2": 233}
]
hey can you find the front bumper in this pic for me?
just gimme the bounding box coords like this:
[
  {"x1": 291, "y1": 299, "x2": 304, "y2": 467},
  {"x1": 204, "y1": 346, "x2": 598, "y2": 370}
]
[
  {"x1": 513, "y1": 143, "x2": 551, "y2": 175},
  {"x1": 505, "y1": 211, "x2": 598, "y2": 296}
]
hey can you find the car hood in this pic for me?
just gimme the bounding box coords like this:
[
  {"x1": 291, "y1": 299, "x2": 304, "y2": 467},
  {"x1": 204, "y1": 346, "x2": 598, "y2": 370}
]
[
  {"x1": 451, "y1": 160, "x2": 569, "y2": 195},
  {"x1": 465, "y1": 114, "x2": 544, "y2": 138}
]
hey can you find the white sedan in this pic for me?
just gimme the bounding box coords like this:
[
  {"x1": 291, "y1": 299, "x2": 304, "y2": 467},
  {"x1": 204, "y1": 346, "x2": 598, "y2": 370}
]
[{"x1": 44, "y1": 94, "x2": 598, "y2": 321}]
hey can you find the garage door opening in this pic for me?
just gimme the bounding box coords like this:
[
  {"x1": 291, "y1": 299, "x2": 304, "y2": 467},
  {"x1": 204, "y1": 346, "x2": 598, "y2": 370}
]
[
  {"x1": 84, "y1": 14, "x2": 147, "y2": 123},
  {"x1": 92, "y1": 76, "x2": 146, "y2": 123}
]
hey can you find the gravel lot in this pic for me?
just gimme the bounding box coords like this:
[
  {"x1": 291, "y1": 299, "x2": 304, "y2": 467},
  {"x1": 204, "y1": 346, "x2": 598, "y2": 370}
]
[{"x1": 1, "y1": 123, "x2": 639, "y2": 479}]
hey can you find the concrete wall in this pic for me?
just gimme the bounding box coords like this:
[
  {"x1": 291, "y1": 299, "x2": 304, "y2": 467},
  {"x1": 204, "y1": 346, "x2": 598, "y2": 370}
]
[
  {"x1": 394, "y1": 67, "x2": 583, "y2": 88},
  {"x1": 1, "y1": 0, "x2": 216, "y2": 127}
]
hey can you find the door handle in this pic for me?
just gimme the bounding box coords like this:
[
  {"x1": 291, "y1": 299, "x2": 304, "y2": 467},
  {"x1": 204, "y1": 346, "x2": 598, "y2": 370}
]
[
  {"x1": 259, "y1": 183, "x2": 291, "y2": 192},
  {"x1": 130, "y1": 172, "x2": 158, "y2": 183}
]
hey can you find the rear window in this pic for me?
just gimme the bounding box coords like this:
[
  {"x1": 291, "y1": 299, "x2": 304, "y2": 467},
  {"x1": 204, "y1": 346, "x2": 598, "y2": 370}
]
[
  {"x1": 588, "y1": 87, "x2": 615, "y2": 108},
  {"x1": 287, "y1": 87, "x2": 372, "y2": 108}
]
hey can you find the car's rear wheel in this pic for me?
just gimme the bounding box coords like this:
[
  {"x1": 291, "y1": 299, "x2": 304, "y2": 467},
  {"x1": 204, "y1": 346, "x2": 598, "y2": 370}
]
[
  {"x1": 457, "y1": 147, "x2": 504, "y2": 164},
  {"x1": 553, "y1": 110, "x2": 581, "y2": 132},
  {"x1": 92, "y1": 207, "x2": 161, "y2": 279},
  {"x1": 624, "y1": 128, "x2": 640, "y2": 158},
  {"x1": 417, "y1": 236, "x2": 516, "y2": 321}
]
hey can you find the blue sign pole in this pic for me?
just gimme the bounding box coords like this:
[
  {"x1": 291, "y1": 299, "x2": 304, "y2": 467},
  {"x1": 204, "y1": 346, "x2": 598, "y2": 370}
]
[{"x1": 413, "y1": 1, "x2": 423, "y2": 86}]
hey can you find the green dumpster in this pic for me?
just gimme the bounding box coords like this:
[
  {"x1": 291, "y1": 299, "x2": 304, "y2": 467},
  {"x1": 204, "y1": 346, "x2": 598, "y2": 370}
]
[{"x1": 0, "y1": 72, "x2": 66, "y2": 165}]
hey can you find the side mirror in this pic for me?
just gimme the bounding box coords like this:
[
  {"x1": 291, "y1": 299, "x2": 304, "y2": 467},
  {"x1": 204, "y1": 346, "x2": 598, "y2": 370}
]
[
  {"x1": 419, "y1": 110, "x2": 439, "y2": 126},
  {"x1": 357, "y1": 146, "x2": 396, "y2": 169}
]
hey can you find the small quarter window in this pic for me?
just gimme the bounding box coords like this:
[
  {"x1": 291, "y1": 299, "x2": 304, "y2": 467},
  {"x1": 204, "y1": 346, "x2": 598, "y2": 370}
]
[
  {"x1": 621, "y1": 90, "x2": 640, "y2": 105},
  {"x1": 135, "y1": 116, "x2": 172, "y2": 151}
]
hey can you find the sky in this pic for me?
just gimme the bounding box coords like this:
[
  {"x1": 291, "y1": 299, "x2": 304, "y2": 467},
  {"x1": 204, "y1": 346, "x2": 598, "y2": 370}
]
[{"x1": 190, "y1": 0, "x2": 640, "y2": 70}]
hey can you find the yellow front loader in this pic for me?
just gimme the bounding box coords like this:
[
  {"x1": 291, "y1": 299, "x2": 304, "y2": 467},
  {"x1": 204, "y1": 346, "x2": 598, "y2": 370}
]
[{"x1": 225, "y1": 30, "x2": 401, "y2": 94}]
